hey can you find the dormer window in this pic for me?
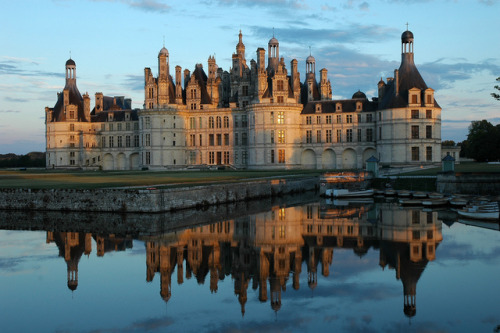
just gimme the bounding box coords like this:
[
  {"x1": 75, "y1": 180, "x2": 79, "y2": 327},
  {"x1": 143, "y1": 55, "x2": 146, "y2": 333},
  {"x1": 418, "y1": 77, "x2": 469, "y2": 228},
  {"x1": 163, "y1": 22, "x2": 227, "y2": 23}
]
[
  {"x1": 424, "y1": 88, "x2": 434, "y2": 106},
  {"x1": 336, "y1": 103, "x2": 342, "y2": 112},
  {"x1": 356, "y1": 102, "x2": 362, "y2": 111},
  {"x1": 108, "y1": 113, "x2": 113, "y2": 121},
  {"x1": 315, "y1": 104, "x2": 322, "y2": 113},
  {"x1": 409, "y1": 88, "x2": 420, "y2": 105}
]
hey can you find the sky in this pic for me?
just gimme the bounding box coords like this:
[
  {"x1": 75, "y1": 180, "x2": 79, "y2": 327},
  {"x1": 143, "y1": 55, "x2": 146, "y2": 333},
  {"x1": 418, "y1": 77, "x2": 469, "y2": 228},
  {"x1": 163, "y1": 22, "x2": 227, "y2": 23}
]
[{"x1": 1, "y1": 0, "x2": 499, "y2": 154}]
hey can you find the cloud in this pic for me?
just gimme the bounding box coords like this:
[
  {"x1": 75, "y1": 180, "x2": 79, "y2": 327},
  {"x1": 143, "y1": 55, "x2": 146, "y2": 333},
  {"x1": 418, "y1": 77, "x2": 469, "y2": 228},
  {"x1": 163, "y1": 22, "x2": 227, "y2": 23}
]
[
  {"x1": 215, "y1": 0, "x2": 307, "y2": 9},
  {"x1": 0, "y1": 59, "x2": 64, "y2": 79},
  {"x1": 123, "y1": 74, "x2": 144, "y2": 91},
  {"x1": 0, "y1": 110, "x2": 21, "y2": 113},
  {"x1": 4, "y1": 97, "x2": 29, "y2": 103},
  {"x1": 90, "y1": 0, "x2": 171, "y2": 12}
]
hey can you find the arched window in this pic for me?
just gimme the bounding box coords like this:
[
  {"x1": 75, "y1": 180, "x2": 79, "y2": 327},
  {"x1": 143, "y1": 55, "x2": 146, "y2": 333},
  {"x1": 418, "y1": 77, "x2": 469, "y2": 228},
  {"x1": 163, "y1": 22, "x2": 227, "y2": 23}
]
[
  {"x1": 216, "y1": 116, "x2": 222, "y2": 128},
  {"x1": 209, "y1": 116, "x2": 214, "y2": 129}
]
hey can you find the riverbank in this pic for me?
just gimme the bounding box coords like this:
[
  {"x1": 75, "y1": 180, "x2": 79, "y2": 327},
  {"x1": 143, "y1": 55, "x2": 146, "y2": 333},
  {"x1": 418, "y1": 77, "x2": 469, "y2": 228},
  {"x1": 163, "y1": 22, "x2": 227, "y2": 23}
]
[{"x1": 0, "y1": 176, "x2": 319, "y2": 213}]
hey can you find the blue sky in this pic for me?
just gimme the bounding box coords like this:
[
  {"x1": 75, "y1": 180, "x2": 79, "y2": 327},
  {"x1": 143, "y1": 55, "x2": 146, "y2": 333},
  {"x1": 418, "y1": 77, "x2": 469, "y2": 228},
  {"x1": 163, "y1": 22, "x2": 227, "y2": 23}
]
[{"x1": 1, "y1": 0, "x2": 499, "y2": 154}]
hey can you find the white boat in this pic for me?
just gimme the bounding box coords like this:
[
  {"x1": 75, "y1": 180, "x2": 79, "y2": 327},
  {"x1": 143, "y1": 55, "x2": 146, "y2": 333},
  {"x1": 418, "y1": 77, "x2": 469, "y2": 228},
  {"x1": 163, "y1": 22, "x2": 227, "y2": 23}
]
[
  {"x1": 422, "y1": 198, "x2": 449, "y2": 207},
  {"x1": 413, "y1": 191, "x2": 428, "y2": 199},
  {"x1": 428, "y1": 192, "x2": 444, "y2": 199},
  {"x1": 399, "y1": 198, "x2": 423, "y2": 206},
  {"x1": 457, "y1": 202, "x2": 499, "y2": 220},
  {"x1": 325, "y1": 189, "x2": 374, "y2": 198},
  {"x1": 398, "y1": 190, "x2": 411, "y2": 197},
  {"x1": 449, "y1": 197, "x2": 468, "y2": 207}
]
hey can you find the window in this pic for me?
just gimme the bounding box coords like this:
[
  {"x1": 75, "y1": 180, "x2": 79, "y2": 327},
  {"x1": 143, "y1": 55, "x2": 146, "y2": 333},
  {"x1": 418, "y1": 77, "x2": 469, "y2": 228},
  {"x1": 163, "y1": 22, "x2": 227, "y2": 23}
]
[
  {"x1": 270, "y1": 130, "x2": 274, "y2": 144},
  {"x1": 277, "y1": 96, "x2": 284, "y2": 103},
  {"x1": 326, "y1": 115, "x2": 332, "y2": 124},
  {"x1": 336, "y1": 129, "x2": 342, "y2": 142},
  {"x1": 426, "y1": 146, "x2": 432, "y2": 161},
  {"x1": 190, "y1": 134, "x2": 196, "y2": 146},
  {"x1": 216, "y1": 116, "x2": 222, "y2": 128},
  {"x1": 134, "y1": 135, "x2": 139, "y2": 147},
  {"x1": 224, "y1": 151, "x2": 229, "y2": 164},
  {"x1": 199, "y1": 134, "x2": 203, "y2": 146},
  {"x1": 411, "y1": 125, "x2": 419, "y2": 139},
  {"x1": 379, "y1": 127, "x2": 382, "y2": 140},
  {"x1": 217, "y1": 134, "x2": 222, "y2": 146},
  {"x1": 145, "y1": 117, "x2": 151, "y2": 129},
  {"x1": 242, "y1": 115, "x2": 248, "y2": 127},
  {"x1": 101, "y1": 137, "x2": 106, "y2": 148},
  {"x1": 145, "y1": 152, "x2": 151, "y2": 164},
  {"x1": 126, "y1": 122, "x2": 130, "y2": 131},
  {"x1": 209, "y1": 134, "x2": 214, "y2": 146},
  {"x1": 277, "y1": 80, "x2": 284, "y2": 91},
  {"x1": 271, "y1": 150, "x2": 275, "y2": 163},
  {"x1": 357, "y1": 129, "x2": 362, "y2": 142},
  {"x1": 346, "y1": 129, "x2": 353, "y2": 142},
  {"x1": 426, "y1": 110, "x2": 432, "y2": 119},
  {"x1": 411, "y1": 110, "x2": 419, "y2": 119},
  {"x1": 189, "y1": 117, "x2": 195, "y2": 129},
  {"x1": 234, "y1": 133, "x2": 239, "y2": 146},
  {"x1": 117, "y1": 123, "x2": 122, "y2": 131},
  {"x1": 109, "y1": 123, "x2": 113, "y2": 131},
  {"x1": 316, "y1": 130, "x2": 321, "y2": 143},
  {"x1": 278, "y1": 149, "x2": 285, "y2": 163},
  {"x1": 145, "y1": 134, "x2": 151, "y2": 146},
  {"x1": 306, "y1": 116, "x2": 311, "y2": 125},
  {"x1": 270, "y1": 112, "x2": 274, "y2": 124},
  {"x1": 234, "y1": 116, "x2": 239, "y2": 128},
  {"x1": 426, "y1": 125, "x2": 432, "y2": 139},
  {"x1": 306, "y1": 130, "x2": 312, "y2": 143},
  {"x1": 209, "y1": 117, "x2": 214, "y2": 129},
  {"x1": 242, "y1": 133, "x2": 248, "y2": 145},
  {"x1": 346, "y1": 115, "x2": 352, "y2": 123},
  {"x1": 69, "y1": 124, "x2": 75, "y2": 131},
  {"x1": 126, "y1": 136, "x2": 131, "y2": 147},
  {"x1": 278, "y1": 130, "x2": 285, "y2": 143},
  {"x1": 277, "y1": 112, "x2": 284, "y2": 124},
  {"x1": 209, "y1": 152, "x2": 215, "y2": 164},
  {"x1": 326, "y1": 130, "x2": 332, "y2": 143},
  {"x1": 242, "y1": 85, "x2": 248, "y2": 96},
  {"x1": 109, "y1": 136, "x2": 114, "y2": 148},
  {"x1": 426, "y1": 95, "x2": 432, "y2": 104},
  {"x1": 199, "y1": 117, "x2": 203, "y2": 129},
  {"x1": 117, "y1": 136, "x2": 122, "y2": 147},
  {"x1": 411, "y1": 95, "x2": 418, "y2": 104},
  {"x1": 223, "y1": 116, "x2": 229, "y2": 128},
  {"x1": 336, "y1": 115, "x2": 341, "y2": 123},
  {"x1": 316, "y1": 116, "x2": 321, "y2": 124},
  {"x1": 366, "y1": 128, "x2": 373, "y2": 142},
  {"x1": 366, "y1": 114, "x2": 373, "y2": 122},
  {"x1": 411, "y1": 147, "x2": 419, "y2": 161},
  {"x1": 224, "y1": 134, "x2": 229, "y2": 145},
  {"x1": 357, "y1": 114, "x2": 362, "y2": 123}
]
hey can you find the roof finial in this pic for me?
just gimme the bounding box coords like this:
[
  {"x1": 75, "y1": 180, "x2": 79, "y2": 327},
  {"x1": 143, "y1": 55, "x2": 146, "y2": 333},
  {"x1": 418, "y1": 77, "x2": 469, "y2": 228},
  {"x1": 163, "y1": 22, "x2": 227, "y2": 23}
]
[
  {"x1": 309, "y1": 46, "x2": 311, "y2": 56},
  {"x1": 69, "y1": 50, "x2": 71, "y2": 59},
  {"x1": 163, "y1": 35, "x2": 165, "y2": 47},
  {"x1": 406, "y1": 22, "x2": 409, "y2": 31},
  {"x1": 273, "y1": 27, "x2": 275, "y2": 38}
]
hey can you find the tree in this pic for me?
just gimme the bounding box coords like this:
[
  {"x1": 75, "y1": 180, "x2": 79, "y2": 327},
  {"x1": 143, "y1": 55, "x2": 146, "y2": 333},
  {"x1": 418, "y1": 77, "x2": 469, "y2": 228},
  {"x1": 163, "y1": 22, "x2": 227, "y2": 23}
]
[
  {"x1": 441, "y1": 140, "x2": 456, "y2": 146},
  {"x1": 462, "y1": 120, "x2": 500, "y2": 162},
  {"x1": 493, "y1": 77, "x2": 500, "y2": 101}
]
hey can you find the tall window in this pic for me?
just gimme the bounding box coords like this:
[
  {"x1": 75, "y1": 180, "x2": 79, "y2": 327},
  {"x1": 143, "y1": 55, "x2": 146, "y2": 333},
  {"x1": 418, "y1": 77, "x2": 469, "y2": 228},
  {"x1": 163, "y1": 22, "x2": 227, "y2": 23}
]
[
  {"x1": 209, "y1": 152, "x2": 215, "y2": 164},
  {"x1": 306, "y1": 130, "x2": 312, "y2": 143},
  {"x1": 346, "y1": 129, "x2": 353, "y2": 142},
  {"x1": 426, "y1": 146, "x2": 432, "y2": 161},
  {"x1": 278, "y1": 149, "x2": 285, "y2": 163},
  {"x1": 134, "y1": 135, "x2": 139, "y2": 147},
  {"x1": 209, "y1": 117, "x2": 214, "y2": 129},
  {"x1": 366, "y1": 114, "x2": 373, "y2": 122},
  {"x1": 326, "y1": 115, "x2": 332, "y2": 124},
  {"x1": 190, "y1": 134, "x2": 196, "y2": 146},
  {"x1": 426, "y1": 110, "x2": 432, "y2": 119},
  {"x1": 411, "y1": 110, "x2": 419, "y2": 119},
  {"x1": 336, "y1": 115, "x2": 341, "y2": 123},
  {"x1": 426, "y1": 125, "x2": 432, "y2": 139},
  {"x1": 189, "y1": 117, "x2": 195, "y2": 129},
  {"x1": 346, "y1": 115, "x2": 352, "y2": 123},
  {"x1": 224, "y1": 151, "x2": 230, "y2": 164},
  {"x1": 217, "y1": 134, "x2": 222, "y2": 146},
  {"x1": 270, "y1": 130, "x2": 274, "y2": 144},
  {"x1": 411, "y1": 125, "x2": 419, "y2": 139},
  {"x1": 216, "y1": 116, "x2": 222, "y2": 128},
  {"x1": 316, "y1": 116, "x2": 321, "y2": 124},
  {"x1": 357, "y1": 129, "x2": 362, "y2": 142},
  {"x1": 242, "y1": 133, "x2": 248, "y2": 145},
  {"x1": 316, "y1": 130, "x2": 321, "y2": 143},
  {"x1": 306, "y1": 116, "x2": 311, "y2": 125},
  {"x1": 277, "y1": 80, "x2": 284, "y2": 91},
  {"x1": 366, "y1": 128, "x2": 373, "y2": 142},
  {"x1": 109, "y1": 136, "x2": 114, "y2": 148},
  {"x1": 209, "y1": 134, "x2": 214, "y2": 146},
  {"x1": 145, "y1": 117, "x2": 151, "y2": 129},
  {"x1": 117, "y1": 136, "x2": 122, "y2": 148},
  {"x1": 277, "y1": 112, "x2": 284, "y2": 124},
  {"x1": 326, "y1": 130, "x2": 332, "y2": 143},
  {"x1": 278, "y1": 130, "x2": 285, "y2": 143},
  {"x1": 145, "y1": 134, "x2": 151, "y2": 146},
  {"x1": 270, "y1": 150, "x2": 275, "y2": 163},
  {"x1": 223, "y1": 116, "x2": 229, "y2": 128},
  {"x1": 145, "y1": 152, "x2": 151, "y2": 164},
  {"x1": 126, "y1": 136, "x2": 131, "y2": 147},
  {"x1": 224, "y1": 134, "x2": 229, "y2": 146},
  {"x1": 336, "y1": 129, "x2": 342, "y2": 142},
  {"x1": 411, "y1": 147, "x2": 419, "y2": 161},
  {"x1": 234, "y1": 133, "x2": 239, "y2": 146},
  {"x1": 270, "y1": 112, "x2": 274, "y2": 124}
]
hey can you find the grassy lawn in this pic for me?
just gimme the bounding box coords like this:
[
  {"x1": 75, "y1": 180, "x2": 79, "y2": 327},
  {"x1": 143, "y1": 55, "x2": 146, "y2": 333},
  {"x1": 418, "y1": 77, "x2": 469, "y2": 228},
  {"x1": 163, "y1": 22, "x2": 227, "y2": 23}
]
[
  {"x1": 0, "y1": 169, "x2": 323, "y2": 189},
  {"x1": 398, "y1": 162, "x2": 500, "y2": 176}
]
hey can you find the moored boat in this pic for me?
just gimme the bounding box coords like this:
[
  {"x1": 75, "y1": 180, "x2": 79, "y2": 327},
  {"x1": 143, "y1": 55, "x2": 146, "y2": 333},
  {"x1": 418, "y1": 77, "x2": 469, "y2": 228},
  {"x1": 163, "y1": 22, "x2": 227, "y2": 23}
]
[
  {"x1": 428, "y1": 192, "x2": 444, "y2": 199},
  {"x1": 413, "y1": 191, "x2": 428, "y2": 199},
  {"x1": 399, "y1": 198, "x2": 423, "y2": 206},
  {"x1": 422, "y1": 198, "x2": 449, "y2": 207},
  {"x1": 449, "y1": 197, "x2": 468, "y2": 207},
  {"x1": 397, "y1": 190, "x2": 411, "y2": 197},
  {"x1": 325, "y1": 189, "x2": 374, "y2": 198},
  {"x1": 457, "y1": 202, "x2": 499, "y2": 220}
]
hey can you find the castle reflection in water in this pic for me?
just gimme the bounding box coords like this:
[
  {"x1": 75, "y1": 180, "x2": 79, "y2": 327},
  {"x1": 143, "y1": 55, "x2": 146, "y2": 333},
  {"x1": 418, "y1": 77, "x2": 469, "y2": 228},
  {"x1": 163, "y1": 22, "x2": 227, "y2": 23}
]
[{"x1": 46, "y1": 202, "x2": 442, "y2": 318}]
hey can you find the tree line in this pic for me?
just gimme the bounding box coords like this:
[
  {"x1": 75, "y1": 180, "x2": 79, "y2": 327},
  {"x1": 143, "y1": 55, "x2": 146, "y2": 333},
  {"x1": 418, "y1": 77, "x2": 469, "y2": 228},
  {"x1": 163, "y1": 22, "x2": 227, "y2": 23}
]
[
  {"x1": 0, "y1": 152, "x2": 45, "y2": 168},
  {"x1": 446, "y1": 120, "x2": 500, "y2": 162}
]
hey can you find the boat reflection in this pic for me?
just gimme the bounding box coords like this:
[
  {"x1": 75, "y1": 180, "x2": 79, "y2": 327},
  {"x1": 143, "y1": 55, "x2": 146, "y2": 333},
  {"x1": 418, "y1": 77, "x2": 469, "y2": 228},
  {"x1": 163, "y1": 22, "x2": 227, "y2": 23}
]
[{"x1": 43, "y1": 201, "x2": 443, "y2": 319}]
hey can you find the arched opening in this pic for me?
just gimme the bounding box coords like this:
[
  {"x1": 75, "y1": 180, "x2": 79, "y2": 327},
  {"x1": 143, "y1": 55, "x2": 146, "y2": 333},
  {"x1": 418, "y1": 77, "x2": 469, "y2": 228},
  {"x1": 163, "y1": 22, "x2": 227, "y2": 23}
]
[
  {"x1": 102, "y1": 154, "x2": 114, "y2": 171},
  {"x1": 362, "y1": 148, "x2": 377, "y2": 169},
  {"x1": 321, "y1": 149, "x2": 336, "y2": 169},
  {"x1": 129, "y1": 153, "x2": 140, "y2": 170},
  {"x1": 342, "y1": 149, "x2": 357, "y2": 169},
  {"x1": 116, "y1": 153, "x2": 126, "y2": 170},
  {"x1": 301, "y1": 149, "x2": 316, "y2": 169}
]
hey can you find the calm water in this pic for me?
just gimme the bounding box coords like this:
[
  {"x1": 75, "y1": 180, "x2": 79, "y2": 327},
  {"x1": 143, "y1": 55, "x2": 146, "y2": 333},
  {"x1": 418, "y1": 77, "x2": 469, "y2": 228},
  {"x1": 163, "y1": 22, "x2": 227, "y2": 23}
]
[{"x1": 1, "y1": 197, "x2": 500, "y2": 333}]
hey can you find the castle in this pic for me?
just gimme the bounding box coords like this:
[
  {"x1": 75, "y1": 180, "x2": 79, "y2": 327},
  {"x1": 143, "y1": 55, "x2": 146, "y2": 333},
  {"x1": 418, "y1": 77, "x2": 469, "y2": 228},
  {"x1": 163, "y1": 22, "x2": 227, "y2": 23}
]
[{"x1": 45, "y1": 30, "x2": 441, "y2": 170}]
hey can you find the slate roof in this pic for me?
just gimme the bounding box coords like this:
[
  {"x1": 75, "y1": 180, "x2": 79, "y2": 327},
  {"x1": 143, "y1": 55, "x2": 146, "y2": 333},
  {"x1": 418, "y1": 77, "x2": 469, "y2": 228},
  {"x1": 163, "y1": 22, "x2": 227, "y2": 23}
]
[
  {"x1": 301, "y1": 97, "x2": 378, "y2": 115},
  {"x1": 50, "y1": 81, "x2": 86, "y2": 122}
]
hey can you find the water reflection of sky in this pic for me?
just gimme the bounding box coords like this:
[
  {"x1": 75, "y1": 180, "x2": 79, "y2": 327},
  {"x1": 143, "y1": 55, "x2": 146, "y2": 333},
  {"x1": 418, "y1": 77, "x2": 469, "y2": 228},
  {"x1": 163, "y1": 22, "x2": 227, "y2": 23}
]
[{"x1": 1, "y1": 203, "x2": 500, "y2": 333}]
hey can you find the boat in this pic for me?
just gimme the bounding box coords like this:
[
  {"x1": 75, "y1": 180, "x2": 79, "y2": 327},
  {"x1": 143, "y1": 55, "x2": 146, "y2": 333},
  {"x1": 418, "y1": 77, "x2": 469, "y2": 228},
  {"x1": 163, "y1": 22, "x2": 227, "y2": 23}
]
[
  {"x1": 325, "y1": 189, "x2": 374, "y2": 198},
  {"x1": 449, "y1": 197, "x2": 468, "y2": 207},
  {"x1": 457, "y1": 202, "x2": 499, "y2": 220},
  {"x1": 399, "y1": 198, "x2": 423, "y2": 206},
  {"x1": 422, "y1": 198, "x2": 449, "y2": 207},
  {"x1": 397, "y1": 190, "x2": 411, "y2": 197},
  {"x1": 384, "y1": 189, "x2": 396, "y2": 196},
  {"x1": 458, "y1": 218, "x2": 500, "y2": 231},
  {"x1": 413, "y1": 191, "x2": 428, "y2": 199},
  {"x1": 428, "y1": 192, "x2": 444, "y2": 199}
]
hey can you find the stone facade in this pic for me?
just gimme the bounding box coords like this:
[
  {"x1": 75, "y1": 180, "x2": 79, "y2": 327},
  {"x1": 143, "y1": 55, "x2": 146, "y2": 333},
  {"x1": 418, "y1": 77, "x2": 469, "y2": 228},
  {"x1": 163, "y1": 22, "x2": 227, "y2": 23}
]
[{"x1": 45, "y1": 30, "x2": 441, "y2": 170}]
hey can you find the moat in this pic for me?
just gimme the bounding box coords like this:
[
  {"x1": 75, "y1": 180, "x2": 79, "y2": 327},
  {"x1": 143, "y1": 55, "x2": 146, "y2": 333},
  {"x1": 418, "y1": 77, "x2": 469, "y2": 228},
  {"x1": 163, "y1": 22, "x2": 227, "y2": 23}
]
[{"x1": 1, "y1": 195, "x2": 499, "y2": 332}]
